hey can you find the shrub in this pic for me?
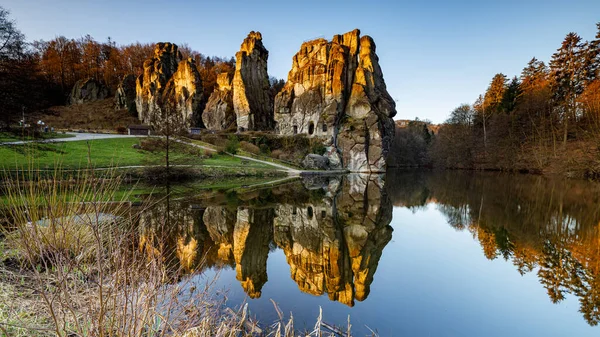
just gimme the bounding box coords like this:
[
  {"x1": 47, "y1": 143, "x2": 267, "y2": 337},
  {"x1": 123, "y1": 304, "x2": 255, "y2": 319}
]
[
  {"x1": 115, "y1": 126, "x2": 127, "y2": 134},
  {"x1": 310, "y1": 141, "x2": 327, "y2": 155},
  {"x1": 259, "y1": 143, "x2": 271, "y2": 155},
  {"x1": 271, "y1": 149, "x2": 283, "y2": 159},
  {"x1": 240, "y1": 141, "x2": 260, "y2": 155},
  {"x1": 140, "y1": 138, "x2": 165, "y2": 152},
  {"x1": 225, "y1": 135, "x2": 240, "y2": 154}
]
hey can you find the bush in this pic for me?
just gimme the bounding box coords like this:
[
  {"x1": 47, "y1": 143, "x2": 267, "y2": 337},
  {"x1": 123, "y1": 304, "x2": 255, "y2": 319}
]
[
  {"x1": 225, "y1": 135, "x2": 240, "y2": 154},
  {"x1": 259, "y1": 143, "x2": 271, "y2": 155},
  {"x1": 240, "y1": 141, "x2": 260, "y2": 155},
  {"x1": 271, "y1": 149, "x2": 283, "y2": 159},
  {"x1": 115, "y1": 126, "x2": 127, "y2": 134},
  {"x1": 139, "y1": 138, "x2": 165, "y2": 152},
  {"x1": 310, "y1": 141, "x2": 327, "y2": 155}
]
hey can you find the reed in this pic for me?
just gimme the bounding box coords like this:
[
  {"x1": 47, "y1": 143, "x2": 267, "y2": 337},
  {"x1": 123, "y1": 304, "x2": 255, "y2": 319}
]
[{"x1": 0, "y1": 161, "x2": 371, "y2": 336}]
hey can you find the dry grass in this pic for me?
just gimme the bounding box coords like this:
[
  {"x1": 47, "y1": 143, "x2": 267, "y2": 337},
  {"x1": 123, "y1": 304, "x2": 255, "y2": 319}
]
[{"x1": 0, "y1": 164, "x2": 371, "y2": 337}]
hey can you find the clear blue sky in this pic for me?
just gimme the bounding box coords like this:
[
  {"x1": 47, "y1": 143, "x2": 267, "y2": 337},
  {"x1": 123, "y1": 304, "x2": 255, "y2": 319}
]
[{"x1": 4, "y1": 0, "x2": 600, "y2": 123}]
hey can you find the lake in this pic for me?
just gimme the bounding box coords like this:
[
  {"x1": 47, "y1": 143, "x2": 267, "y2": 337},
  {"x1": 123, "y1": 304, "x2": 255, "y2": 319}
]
[{"x1": 137, "y1": 170, "x2": 600, "y2": 336}]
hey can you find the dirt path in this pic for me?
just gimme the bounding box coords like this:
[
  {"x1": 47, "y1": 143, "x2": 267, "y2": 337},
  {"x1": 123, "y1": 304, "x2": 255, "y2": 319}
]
[{"x1": 174, "y1": 139, "x2": 303, "y2": 176}]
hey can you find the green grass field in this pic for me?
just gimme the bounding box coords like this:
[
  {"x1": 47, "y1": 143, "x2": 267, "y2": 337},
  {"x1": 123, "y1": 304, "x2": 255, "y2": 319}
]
[{"x1": 0, "y1": 137, "x2": 275, "y2": 170}]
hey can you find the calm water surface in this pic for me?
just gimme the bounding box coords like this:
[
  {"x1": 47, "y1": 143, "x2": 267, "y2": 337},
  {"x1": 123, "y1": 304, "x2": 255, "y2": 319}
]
[{"x1": 141, "y1": 171, "x2": 600, "y2": 336}]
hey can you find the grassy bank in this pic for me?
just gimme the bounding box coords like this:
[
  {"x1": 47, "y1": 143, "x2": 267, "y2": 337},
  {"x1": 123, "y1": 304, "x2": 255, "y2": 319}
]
[{"x1": 0, "y1": 137, "x2": 276, "y2": 171}]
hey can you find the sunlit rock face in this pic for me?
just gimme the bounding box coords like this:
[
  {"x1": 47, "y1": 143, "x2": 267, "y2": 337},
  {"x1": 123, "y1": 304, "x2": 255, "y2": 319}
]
[
  {"x1": 202, "y1": 73, "x2": 236, "y2": 130},
  {"x1": 232, "y1": 31, "x2": 273, "y2": 131},
  {"x1": 135, "y1": 43, "x2": 204, "y2": 128},
  {"x1": 274, "y1": 29, "x2": 396, "y2": 172},
  {"x1": 70, "y1": 78, "x2": 110, "y2": 105},
  {"x1": 115, "y1": 74, "x2": 137, "y2": 112}
]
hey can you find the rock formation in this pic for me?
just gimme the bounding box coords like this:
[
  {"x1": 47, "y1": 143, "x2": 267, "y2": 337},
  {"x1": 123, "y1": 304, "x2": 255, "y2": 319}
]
[
  {"x1": 302, "y1": 154, "x2": 330, "y2": 170},
  {"x1": 232, "y1": 31, "x2": 273, "y2": 131},
  {"x1": 115, "y1": 74, "x2": 137, "y2": 112},
  {"x1": 274, "y1": 29, "x2": 396, "y2": 172},
  {"x1": 135, "y1": 43, "x2": 204, "y2": 128},
  {"x1": 202, "y1": 73, "x2": 236, "y2": 130},
  {"x1": 69, "y1": 78, "x2": 110, "y2": 105}
]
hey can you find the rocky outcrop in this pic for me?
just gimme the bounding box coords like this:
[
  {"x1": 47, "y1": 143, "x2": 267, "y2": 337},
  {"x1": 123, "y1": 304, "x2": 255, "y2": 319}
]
[
  {"x1": 135, "y1": 43, "x2": 204, "y2": 128},
  {"x1": 274, "y1": 29, "x2": 396, "y2": 172},
  {"x1": 115, "y1": 74, "x2": 137, "y2": 112},
  {"x1": 232, "y1": 32, "x2": 273, "y2": 131},
  {"x1": 202, "y1": 73, "x2": 236, "y2": 130},
  {"x1": 70, "y1": 78, "x2": 110, "y2": 105},
  {"x1": 302, "y1": 154, "x2": 330, "y2": 170}
]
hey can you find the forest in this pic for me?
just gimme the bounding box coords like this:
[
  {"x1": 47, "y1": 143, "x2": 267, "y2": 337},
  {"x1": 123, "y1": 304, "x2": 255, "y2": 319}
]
[
  {"x1": 426, "y1": 23, "x2": 600, "y2": 179},
  {"x1": 0, "y1": 7, "x2": 260, "y2": 128}
]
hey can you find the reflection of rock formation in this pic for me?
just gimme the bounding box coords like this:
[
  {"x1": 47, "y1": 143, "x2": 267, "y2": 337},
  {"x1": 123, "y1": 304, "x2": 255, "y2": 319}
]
[
  {"x1": 137, "y1": 175, "x2": 392, "y2": 305},
  {"x1": 233, "y1": 208, "x2": 273, "y2": 298},
  {"x1": 274, "y1": 201, "x2": 356, "y2": 306},
  {"x1": 137, "y1": 201, "x2": 208, "y2": 273},
  {"x1": 274, "y1": 174, "x2": 393, "y2": 306},
  {"x1": 203, "y1": 206, "x2": 236, "y2": 263}
]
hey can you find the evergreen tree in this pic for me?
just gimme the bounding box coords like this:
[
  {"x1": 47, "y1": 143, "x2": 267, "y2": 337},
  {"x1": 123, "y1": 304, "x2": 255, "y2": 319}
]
[
  {"x1": 550, "y1": 33, "x2": 585, "y2": 101},
  {"x1": 550, "y1": 33, "x2": 585, "y2": 145},
  {"x1": 501, "y1": 76, "x2": 521, "y2": 114}
]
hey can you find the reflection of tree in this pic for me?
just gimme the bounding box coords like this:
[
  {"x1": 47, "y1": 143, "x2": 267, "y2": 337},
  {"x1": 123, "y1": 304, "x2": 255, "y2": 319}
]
[{"x1": 386, "y1": 170, "x2": 600, "y2": 326}]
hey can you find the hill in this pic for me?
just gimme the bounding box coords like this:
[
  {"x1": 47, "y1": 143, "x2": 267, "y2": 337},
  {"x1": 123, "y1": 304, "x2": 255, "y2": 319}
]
[{"x1": 33, "y1": 99, "x2": 139, "y2": 133}]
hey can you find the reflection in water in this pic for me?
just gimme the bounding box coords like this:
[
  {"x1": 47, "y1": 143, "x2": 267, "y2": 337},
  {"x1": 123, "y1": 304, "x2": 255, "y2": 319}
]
[
  {"x1": 137, "y1": 170, "x2": 600, "y2": 327},
  {"x1": 387, "y1": 171, "x2": 600, "y2": 326},
  {"x1": 137, "y1": 174, "x2": 393, "y2": 306}
]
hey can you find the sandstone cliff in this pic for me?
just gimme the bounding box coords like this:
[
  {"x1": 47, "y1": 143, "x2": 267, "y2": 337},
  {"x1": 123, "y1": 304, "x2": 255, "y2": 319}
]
[
  {"x1": 115, "y1": 74, "x2": 136, "y2": 112},
  {"x1": 202, "y1": 73, "x2": 236, "y2": 130},
  {"x1": 274, "y1": 29, "x2": 396, "y2": 172},
  {"x1": 135, "y1": 43, "x2": 204, "y2": 128},
  {"x1": 70, "y1": 78, "x2": 110, "y2": 105},
  {"x1": 232, "y1": 32, "x2": 273, "y2": 131}
]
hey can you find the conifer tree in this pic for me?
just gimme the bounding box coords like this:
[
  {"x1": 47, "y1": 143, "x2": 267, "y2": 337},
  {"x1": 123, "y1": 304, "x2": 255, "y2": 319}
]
[{"x1": 550, "y1": 33, "x2": 585, "y2": 145}]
